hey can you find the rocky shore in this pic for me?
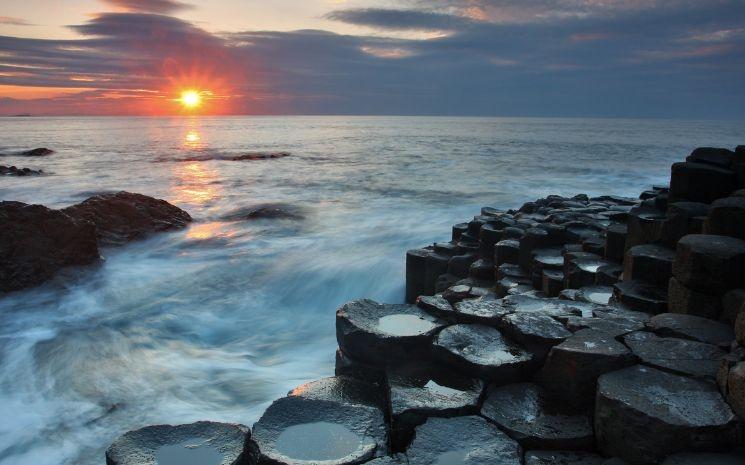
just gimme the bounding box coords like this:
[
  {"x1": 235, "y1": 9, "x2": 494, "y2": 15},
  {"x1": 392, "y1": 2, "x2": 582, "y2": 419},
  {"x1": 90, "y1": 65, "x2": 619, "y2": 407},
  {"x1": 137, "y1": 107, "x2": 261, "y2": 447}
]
[{"x1": 109, "y1": 145, "x2": 745, "y2": 464}]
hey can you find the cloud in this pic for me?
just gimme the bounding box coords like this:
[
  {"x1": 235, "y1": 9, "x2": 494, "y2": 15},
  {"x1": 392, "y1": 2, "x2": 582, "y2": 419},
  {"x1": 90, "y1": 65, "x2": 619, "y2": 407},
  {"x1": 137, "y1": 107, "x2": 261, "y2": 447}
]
[
  {"x1": 325, "y1": 8, "x2": 469, "y2": 31},
  {"x1": 0, "y1": 16, "x2": 32, "y2": 26},
  {"x1": 100, "y1": 0, "x2": 194, "y2": 14}
]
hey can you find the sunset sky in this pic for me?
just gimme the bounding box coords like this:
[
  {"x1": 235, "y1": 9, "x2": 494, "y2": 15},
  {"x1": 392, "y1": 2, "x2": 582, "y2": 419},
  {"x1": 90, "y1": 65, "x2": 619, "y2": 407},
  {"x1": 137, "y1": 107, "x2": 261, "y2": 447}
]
[{"x1": 1, "y1": 0, "x2": 744, "y2": 117}]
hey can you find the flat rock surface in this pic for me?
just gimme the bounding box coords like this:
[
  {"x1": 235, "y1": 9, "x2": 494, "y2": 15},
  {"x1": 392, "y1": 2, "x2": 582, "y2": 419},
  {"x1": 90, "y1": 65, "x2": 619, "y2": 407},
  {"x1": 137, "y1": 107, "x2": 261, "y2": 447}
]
[
  {"x1": 481, "y1": 383, "x2": 593, "y2": 450},
  {"x1": 612, "y1": 280, "x2": 668, "y2": 314},
  {"x1": 287, "y1": 375, "x2": 384, "y2": 409},
  {"x1": 500, "y1": 312, "x2": 571, "y2": 352},
  {"x1": 106, "y1": 421, "x2": 249, "y2": 465},
  {"x1": 407, "y1": 415, "x2": 522, "y2": 465},
  {"x1": 337, "y1": 299, "x2": 446, "y2": 365},
  {"x1": 649, "y1": 313, "x2": 734, "y2": 348},
  {"x1": 433, "y1": 324, "x2": 534, "y2": 380},
  {"x1": 623, "y1": 331, "x2": 725, "y2": 379},
  {"x1": 502, "y1": 294, "x2": 594, "y2": 318},
  {"x1": 453, "y1": 297, "x2": 512, "y2": 325},
  {"x1": 250, "y1": 395, "x2": 387, "y2": 465},
  {"x1": 661, "y1": 451, "x2": 745, "y2": 465},
  {"x1": 595, "y1": 365, "x2": 738, "y2": 465},
  {"x1": 525, "y1": 451, "x2": 606, "y2": 465}
]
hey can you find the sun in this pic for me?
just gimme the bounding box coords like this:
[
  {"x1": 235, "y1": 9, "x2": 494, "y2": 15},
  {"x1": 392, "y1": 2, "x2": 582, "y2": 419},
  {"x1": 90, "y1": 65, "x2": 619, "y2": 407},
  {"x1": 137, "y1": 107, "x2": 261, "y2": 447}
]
[{"x1": 179, "y1": 90, "x2": 202, "y2": 109}]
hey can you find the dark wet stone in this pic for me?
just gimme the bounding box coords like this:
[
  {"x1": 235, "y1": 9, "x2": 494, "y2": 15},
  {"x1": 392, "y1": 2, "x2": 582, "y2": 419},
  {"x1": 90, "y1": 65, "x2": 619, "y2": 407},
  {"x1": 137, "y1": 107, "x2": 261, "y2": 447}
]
[
  {"x1": 595, "y1": 264, "x2": 623, "y2": 286},
  {"x1": 662, "y1": 202, "x2": 710, "y2": 247},
  {"x1": 453, "y1": 297, "x2": 512, "y2": 325},
  {"x1": 707, "y1": 196, "x2": 745, "y2": 240},
  {"x1": 565, "y1": 257, "x2": 613, "y2": 289},
  {"x1": 524, "y1": 450, "x2": 605, "y2": 465},
  {"x1": 481, "y1": 383, "x2": 593, "y2": 450},
  {"x1": 672, "y1": 234, "x2": 745, "y2": 294},
  {"x1": 387, "y1": 366, "x2": 483, "y2": 450},
  {"x1": 416, "y1": 294, "x2": 453, "y2": 317},
  {"x1": 738, "y1": 312, "x2": 745, "y2": 346},
  {"x1": 479, "y1": 223, "x2": 503, "y2": 258},
  {"x1": 662, "y1": 451, "x2": 745, "y2": 465},
  {"x1": 19, "y1": 147, "x2": 54, "y2": 156},
  {"x1": 720, "y1": 289, "x2": 745, "y2": 326},
  {"x1": 539, "y1": 329, "x2": 636, "y2": 407},
  {"x1": 649, "y1": 313, "x2": 734, "y2": 349},
  {"x1": 720, "y1": 357, "x2": 745, "y2": 420},
  {"x1": 433, "y1": 242, "x2": 458, "y2": 256},
  {"x1": 624, "y1": 244, "x2": 675, "y2": 287},
  {"x1": 336, "y1": 299, "x2": 446, "y2": 366},
  {"x1": 250, "y1": 395, "x2": 387, "y2": 465},
  {"x1": 612, "y1": 280, "x2": 667, "y2": 314},
  {"x1": 0, "y1": 201, "x2": 100, "y2": 293},
  {"x1": 562, "y1": 315, "x2": 644, "y2": 337},
  {"x1": 686, "y1": 147, "x2": 735, "y2": 168},
  {"x1": 442, "y1": 284, "x2": 475, "y2": 304},
  {"x1": 288, "y1": 375, "x2": 384, "y2": 410},
  {"x1": 582, "y1": 236, "x2": 605, "y2": 256},
  {"x1": 62, "y1": 191, "x2": 191, "y2": 246},
  {"x1": 433, "y1": 324, "x2": 534, "y2": 381},
  {"x1": 366, "y1": 455, "x2": 408, "y2": 465},
  {"x1": 334, "y1": 349, "x2": 384, "y2": 385},
  {"x1": 667, "y1": 276, "x2": 721, "y2": 319},
  {"x1": 501, "y1": 312, "x2": 571, "y2": 356},
  {"x1": 495, "y1": 239, "x2": 520, "y2": 266},
  {"x1": 469, "y1": 259, "x2": 495, "y2": 281},
  {"x1": 106, "y1": 421, "x2": 250, "y2": 465},
  {"x1": 595, "y1": 365, "x2": 738, "y2": 465},
  {"x1": 670, "y1": 161, "x2": 738, "y2": 204},
  {"x1": 406, "y1": 248, "x2": 450, "y2": 303},
  {"x1": 0, "y1": 165, "x2": 44, "y2": 176},
  {"x1": 625, "y1": 207, "x2": 666, "y2": 251},
  {"x1": 520, "y1": 228, "x2": 552, "y2": 270},
  {"x1": 406, "y1": 415, "x2": 522, "y2": 465},
  {"x1": 623, "y1": 331, "x2": 725, "y2": 379},
  {"x1": 542, "y1": 269, "x2": 565, "y2": 297},
  {"x1": 575, "y1": 286, "x2": 613, "y2": 305},
  {"x1": 604, "y1": 223, "x2": 627, "y2": 262},
  {"x1": 452, "y1": 223, "x2": 468, "y2": 241},
  {"x1": 447, "y1": 253, "x2": 478, "y2": 279},
  {"x1": 221, "y1": 203, "x2": 305, "y2": 221}
]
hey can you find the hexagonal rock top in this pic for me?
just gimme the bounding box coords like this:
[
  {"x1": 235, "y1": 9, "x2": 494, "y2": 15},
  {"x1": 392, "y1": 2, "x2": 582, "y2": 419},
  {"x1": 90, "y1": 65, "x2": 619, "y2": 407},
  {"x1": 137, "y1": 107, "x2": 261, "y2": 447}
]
[
  {"x1": 649, "y1": 313, "x2": 734, "y2": 349},
  {"x1": 481, "y1": 383, "x2": 593, "y2": 450},
  {"x1": 106, "y1": 421, "x2": 250, "y2": 465},
  {"x1": 500, "y1": 312, "x2": 572, "y2": 355},
  {"x1": 406, "y1": 416, "x2": 522, "y2": 465},
  {"x1": 453, "y1": 297, "x2": 512, "y2": 325},
  {"x1": 524, "y1": 450, "x2": 607, "y2": 465},
  {"x1": 595, "y1": 365, "x2": 738, "y2": 465},
  {"x1": 622, "y1": 331, "x2": 725, "y2": 379},
  {"x1": 672, "y1": 234, "x2": 745, "y2": 294},
  {"x1": 433, "y1": 323, "x2": 534, "y2": 380},
  {"x1": 336, "y1": 299, "x2": 446, "y2": 366}
]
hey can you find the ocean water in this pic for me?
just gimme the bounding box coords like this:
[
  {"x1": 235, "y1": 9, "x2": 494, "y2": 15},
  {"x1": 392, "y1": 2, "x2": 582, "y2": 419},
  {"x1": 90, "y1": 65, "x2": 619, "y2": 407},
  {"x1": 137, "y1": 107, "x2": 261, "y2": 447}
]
[{"x1": 0, "y1": 116, "x2": 742, "y2": 464}]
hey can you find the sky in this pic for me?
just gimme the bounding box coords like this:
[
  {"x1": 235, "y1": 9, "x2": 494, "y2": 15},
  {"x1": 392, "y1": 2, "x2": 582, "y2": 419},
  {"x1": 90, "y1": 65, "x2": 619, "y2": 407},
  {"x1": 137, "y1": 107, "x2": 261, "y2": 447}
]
[{"x1": 0, "y1": 0, "x2": 744, "y2": 117}]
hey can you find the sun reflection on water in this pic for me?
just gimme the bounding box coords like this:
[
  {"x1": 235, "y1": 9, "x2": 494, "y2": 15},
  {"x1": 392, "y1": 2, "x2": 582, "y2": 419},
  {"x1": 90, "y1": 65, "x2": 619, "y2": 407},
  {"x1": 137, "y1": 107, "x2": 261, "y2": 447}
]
[{"x1": 172, "y1": 161, "x2": 220, "y2": 205}]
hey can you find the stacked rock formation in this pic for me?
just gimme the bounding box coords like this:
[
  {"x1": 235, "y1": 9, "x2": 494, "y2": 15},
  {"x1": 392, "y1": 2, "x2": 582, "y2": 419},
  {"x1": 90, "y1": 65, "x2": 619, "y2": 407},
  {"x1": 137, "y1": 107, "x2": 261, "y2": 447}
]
[{"x1": 107, "y1": 147, "x2": 745, "y2": 465}]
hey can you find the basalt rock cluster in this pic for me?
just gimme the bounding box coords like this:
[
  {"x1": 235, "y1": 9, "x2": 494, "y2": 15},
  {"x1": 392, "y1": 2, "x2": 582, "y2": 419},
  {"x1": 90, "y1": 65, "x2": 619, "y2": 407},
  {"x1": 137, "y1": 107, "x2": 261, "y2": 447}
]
[{"x1": 108, "y1": 146, "x2": 745, "y2": 465}]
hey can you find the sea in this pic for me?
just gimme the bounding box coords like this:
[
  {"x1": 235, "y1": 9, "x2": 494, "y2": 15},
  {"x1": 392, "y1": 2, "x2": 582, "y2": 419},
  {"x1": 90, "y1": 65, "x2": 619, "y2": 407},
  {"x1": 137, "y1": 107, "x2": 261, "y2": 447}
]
[{"x1": 0, "y1": 116, "x2": 743, "y2": 464}]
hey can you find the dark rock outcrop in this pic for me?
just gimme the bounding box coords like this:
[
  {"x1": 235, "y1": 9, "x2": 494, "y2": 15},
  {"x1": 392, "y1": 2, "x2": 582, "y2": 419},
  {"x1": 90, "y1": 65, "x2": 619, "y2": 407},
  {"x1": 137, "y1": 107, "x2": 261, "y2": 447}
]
[
  {"x1": 19, "y1": 147, "x2": 54, "y2": 156},
  {"x1": 1, "y1": 165, "x2": 43, "y2": 176},
  {"x1": 221, "y1": 204, "x2": 305, "y2": 221},
  {"x1": 622, "y1": 331, "x2": 724, "y2": 379}
]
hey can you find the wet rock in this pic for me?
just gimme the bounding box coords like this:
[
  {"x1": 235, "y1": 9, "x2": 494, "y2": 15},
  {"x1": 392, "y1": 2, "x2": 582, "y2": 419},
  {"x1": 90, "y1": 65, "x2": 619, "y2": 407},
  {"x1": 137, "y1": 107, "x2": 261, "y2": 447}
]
[
  {"x1": 250, "y1": 395, "x2": 387, "y2": 465},
  {"x1": 595, "y1": 365, "x2": 738, "y2": 465},
  {"x1": 406, "y1": 415, "x2": 522, "y2": 465},
  {"x1": 387, "y1": 366, "x2": 483, "y2": 450},
  {"x1": 738, "y1": 312, "x2": 745, "y2": 346},
  {"x1": 334, "y1": 349, "x2": 384, "y2": 384},
  {"x1": 667, "y1": 276, "x2": 722, "y2": 319},
  {"x1": 524, "y1": 450, "x2": 606, "y2": 465},
  {"x1": 406, "y1": 249, "x2": 450, "y2": 303},
  {"x1": 433, "y1": 242, "x2": 458, "y2": 256},
  {"x1": 447, "y1": 253, "x2": 478, "y2": 279},
  {"x1": 720, "y1": 358, "x2": 745, "y2": 420},
  {"x1": 106, "y1": 421, "x2": 250, "y2": 465},
  {"x1": 18, "y1": 147, "x2": 54, "y2": 156},
  {"x1": 649, "y1": 313, "x2": 734, "y2": 349},
  {"x1": 686, "y1": 147, "x2": 736, "y2": 168},
  {"x1": 0, "y1": 165, "x2": 43, "y2": 176},
  {"x1": 452, "y1": 223, "x2": 468, "y2": 241},
  {"x1": 501, "y1": 312, "x2": 571, "y2": 357},
  {"x1": 672, "y1": 234, "x2": 745, "y2": 294},
  {"x1": 538, "y1": 329, "x2": 636, "y2": 407},
  {"x1": 481, "y1": 383, "x2": 593, "y2": 450},
  {"x1": 662, "y1": 202, "x2": 710, "y2": 247},
  {"x1": 623, "y1": 331, "x2": 725, "y2": 379},
  {"x1": 670, "y1": 161, "x2": 738, "y2": 204},
  {"x1": 495, "y1": 239, "x2": 520, "y2": 266},
  {"x1": 707, "y1": 196, "x2": 745, "y2": 240},
  {"x1": 336, "y1": 299, "x2": 445, "y2": 366},
  {"x1": 288, "y1": 375, "x2": 384, "y2": 409},
  {"x1": 575, "y1": 286, "x2": 613, "y2": 305},
  {"x1": 604, "y1": 223, "x2": 627, "y2": 262},
  {"x1": 469, "y1": 258, "x2": 495, "y2": 281},
  {"x1": 612, "y1": 280, "x2": 667, "y2": 313},
  {"x1": 502, "y1": 294, "x2": 593, "y2": 318},
  {"x1": 442, "y1": 284, "x2": 476, "y2": 304},
  {"x1": 565, "y1": 257, "x2": 613, "y2": 289},
  {"x1": 221, "y1": 203, "x2": 305, "y2": 221},
  {"x1": 662, "y1": 451, "x2": 745, "y2": 465},
  {"x1": 596, "y1": 264, "x2": 623, "y2": 286},
  {"x1": 624, "y1": 244, "x2": 675, "y2": 287},
  {"x1": 433, "y1": 324, "x2": 534, "y2": 381},
  {"x1": 582, "y1": 236, "x2": 605, "y2": 256},
  {"x1": 542, "y1": 269, "x2": 565, "y2": 297},
  {"x1": 480, "y1": 223, "x2": 503, "y2": 258},
  {"x1": 452, "y1": 297, "x2": 511, "y2": 325},
  {"x1": 562, "y1": 315, "x2": 644, "y2": 337},
  {"x1": 62, "y1": 191, "x2": 191, "y2": 246},
  {"x1": 625, "y1": 207, "x2": 666, "y2": 251},
  {"x1": 0, "y1": 201, "x2": 100, "y2": 292},
  {"x1": 416, "y1": 294, "x2": 453, "y2": 317},
  {"x1": 721, "y1": 289, "x2": 745, "y2": 325},
  {"x1": 520, "y1": 228, "x2": 552, "y2": 270}
]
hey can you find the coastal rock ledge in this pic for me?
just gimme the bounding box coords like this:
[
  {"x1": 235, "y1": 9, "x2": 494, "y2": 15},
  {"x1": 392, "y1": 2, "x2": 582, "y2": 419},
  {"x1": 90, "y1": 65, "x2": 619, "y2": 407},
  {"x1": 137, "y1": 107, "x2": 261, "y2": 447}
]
[{"x1": 107, "y1": 145, "x2": 745, "y2": 465}]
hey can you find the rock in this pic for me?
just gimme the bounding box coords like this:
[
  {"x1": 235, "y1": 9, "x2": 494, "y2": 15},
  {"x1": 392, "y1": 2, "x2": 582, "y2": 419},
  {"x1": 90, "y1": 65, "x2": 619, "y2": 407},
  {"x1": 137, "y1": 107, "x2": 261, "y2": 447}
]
[
  {"x1": 668, "y1": 276, "x2": 722, "y2": 319},
  {"x1": 480, "y1": 223, "x2": 503, "y2": 258},
  {"x1": 624, "y1": 244, "x2": 675, "y2": 287},
  {"x1": 721, "y1": 289, "x2": 745, "y2": 325},
  {"x1": 106, "y1": 421, "x2": 250, "y2": 465},
  {"x1": 737, "y1": 312, "x2": 745, "y2": 346},
  {"x1": 595, "y1": 365, "x2": 738, "y2": 465},
  {"x1": 250, "y1": 394, "x2": 387, "y2": 465},
  {"x1": 19, "y1": 147, "x2": 54, "y2": 156},
  {"x1": 500, "y1": 312, "x2": 571, "y2": 357},
  {"x1": 582, "y1": 236, "x2": 605, "y2": 256},
  {"x1": 672, "y1": 234, "x2": 745, "y2": 294},
  {"x1": 623, "y1": 331, "x2": 725, "y2": 379},
  {"x1": 366, "y1": 455, "x2": 407, "y2": 465},
  {"x1": 538, "y1": 329, "x2": 636, "y2": 407},
  {"x1": 406, "y1": 248, "x2": 450, "y2": 303},
  {"x1": 524, "y1": 450, "x2": 606, "y2": 465},
  {"x1": 562, "y1": 315, "x2": 644, "y2": 337},
  {"x1": 649, "y1": 313, "x2": 734, "y2": 348},
  {"x1": 669, "y1": 162, "x2": 737, "y2": 204},
  {"x1": 0, "y1": 165, "x2": 43, "y2": 176},
  {"x1": 596, "y1": 264, "x2": 623, "y2": 286},
  {"x1": 415, "y1": 294, "x2": 453, "y2": 318},
  {"x1": 565, "y1": 257, "x2": 613, "y2": 289},
  {"x1": 542, "y1": 269, "x2": 565, "y2": 297},
  {"x1": 686, "y1": 147, "x2": 735, "y2": 168},
  {"x1": 406, "y1": 416, "x2": 522, "y2": 465},
  {"x1": 662, "y1": 202, "x2": 710, "y2": 247},
  {"x1": 469, "y1": 258, "x2": 495, "y2": 281},
  {"x1": 520, "y1": 228, "x2": 553, "y2": 269},
  {"x1": 481, "y1": 383, "x2": 593, "y2": 449},
  {"x1": 575, "y1": 286, "x2": 613, "y2": 305},
  {"x1": 604, "y1": 223, "x2": 627, "y2": 262},
  {"x1": 334, "y1": 349, "x2": 384, "y2": 384},
  {"x1": 447, "y1": 253, "x2": 478, "y2": 278},
  {"x1": 386, "y1": 366, "x2": 483, "y2": 450},
  {"x1": 707, "y1": 197, "x2": 745, "y2": 240},
  {"x1": 625, "y1": 207, "x2": 666, "y2": 251},
  {"x1": 62, "y1": 192, "x2": 191, "y2": 246},
  {"x1": 442, "y1": 284, "x2": 476, "y2": 304},
  {"x1": 432, "y1": 324, "x2": 534, "y2": 381},
  {"x1": 662, "y1": 451, "x2": 745, "y2": 465},
  {"x1": 221, "y1": 203, "x2": 305, "y2": 221},
  {"x1": 495, "y1": 239, "x2": 521, "y2": 266},
  {"x1": 0, "y1": 201, "x2": 100, "y2": 293},
  {"x1": 721, "y1": 360, "x2": 745, "y2": 420},
  {"x1": 612, "y1": 280, "x2": 668, "y2": 313},
  {"x1": 502, "y1": 294, "x2": 593, "y2": 318},
  {"x1": 452, "y1": 223, "x2": 468, "y2": 241},
  {"x1": 336, "y1": 299, "x2": 445, "y2": 366},
  {"x1": 452, "y1": 297, "x2": 511, "y2": 325},
  {"x1": 287, "y1": 375, "x2": 384, "y2": 409}
]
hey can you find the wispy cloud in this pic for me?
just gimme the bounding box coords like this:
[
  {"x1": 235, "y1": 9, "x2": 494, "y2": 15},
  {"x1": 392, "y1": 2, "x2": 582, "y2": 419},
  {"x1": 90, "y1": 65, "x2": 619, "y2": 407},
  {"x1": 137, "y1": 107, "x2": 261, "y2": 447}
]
[
  {"x1": 100, "y1": 0, "x2": 194, "y2": 14},
  {"x1": 0, "y1": 16, "x2": 32, "y2": 26}
]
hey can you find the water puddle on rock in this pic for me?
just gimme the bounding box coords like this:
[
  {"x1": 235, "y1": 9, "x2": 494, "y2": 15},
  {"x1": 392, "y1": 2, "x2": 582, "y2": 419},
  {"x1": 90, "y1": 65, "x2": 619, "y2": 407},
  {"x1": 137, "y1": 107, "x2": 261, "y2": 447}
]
[
  {"x1": 577, "y1": 261, "x2": 604, "y2": 273},
  {"x1": 586, "y1": 291, "x2": 612, "y2": 304},
  {"x1": 155, "y1": 439, "x2": 223, "y2": 465},
  {"x1": 377, "y1": 314, "x2": 437, "y2": 336},
  {"x1": 433, "y1": 449, "x2": 468, "y2": 465},
  {"x1": 424, "y1": 380, "x2": 463, "y2": 397},
  {"x1": 275, "y1": 421, "x2": 361, "y2": 461}
]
